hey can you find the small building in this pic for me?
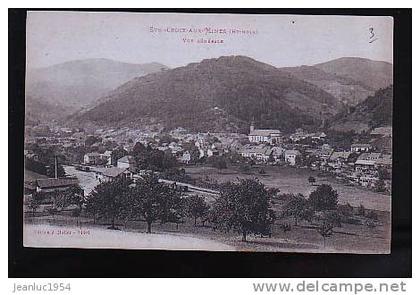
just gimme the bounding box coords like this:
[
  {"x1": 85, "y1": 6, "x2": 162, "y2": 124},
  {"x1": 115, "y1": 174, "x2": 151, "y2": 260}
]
[
  {"x1": 284, "y1": 150, "x2": 301, "y2": 166},
  {"x1": 270, "y1": 146, "x2": 285, "y2": 162},
  {"x1": 83, "y1": 152, "x2": 101, "y2": 165},
  {"x1": 354, "y1": 153, "x2": 381, "y2": 172},
  {"x1": 95, "y1": 167, "x2": 132, "y2": 182},
  {"x1": 180, "y1": 151, "x2": 191, "y2": 164},
  {"x1": 207, "y1": 148, "x2": 220, "y2": 157},
  {"x1": 371, "y1": 126, "x2": 392, "y2": 137},
  {"x1": 359, "y1": 175, "x2": 379, "y2": 188},
  {"x1": 311, "y1": 132, "x2": 327, "y2": 140},
  {"x1": 117, "y1": 155, "x2": 136, "y2": 171},
  {"x1": 351, "y1": 143, "x2": 372, "y2": 153},
  {"x1": 35, "y1": 177, "x2": 79, "y2": 193}
]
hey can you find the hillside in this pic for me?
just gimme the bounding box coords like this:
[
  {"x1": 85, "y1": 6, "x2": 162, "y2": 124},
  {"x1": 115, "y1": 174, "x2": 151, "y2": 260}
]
[
  {"x1": 329, "y1": 85, "x2": 393, "y2": 133},
  {"x1": 282, "y1": 57, "x2": 393, "y2": 106},
  {"x1": 25, "y1": 95, "x2": 71, "y2": 125},
  {"x1": 314, "y1": 57, "x2": 393, "y2": 90},
  {"x1": 25, "y1": 58, "x2": 168, "y2": 122},
  {"x1": 281, "y1": 65, "x2": 375, "y2": 106},
  {"x1": 74, "y1": 56, "x2": 343, "y2": 132}
]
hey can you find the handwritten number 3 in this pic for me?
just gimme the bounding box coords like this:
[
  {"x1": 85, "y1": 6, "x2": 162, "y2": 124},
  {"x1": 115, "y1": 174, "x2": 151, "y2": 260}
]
[
  {"x1": 369, "y1": 28, "x2": 375, "y2": 39},
  {"x1": 369, "y1": 27, "x2": 378, "y2": 43}
]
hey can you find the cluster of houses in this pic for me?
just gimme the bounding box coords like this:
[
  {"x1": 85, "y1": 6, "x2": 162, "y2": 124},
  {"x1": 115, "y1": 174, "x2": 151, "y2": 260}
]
[
  {"x1": 238, "y1": 124, "x2": 392, "y2": 192},
  {"x1": 25, "y1": 121, "x2": 393, "y2": 196}
]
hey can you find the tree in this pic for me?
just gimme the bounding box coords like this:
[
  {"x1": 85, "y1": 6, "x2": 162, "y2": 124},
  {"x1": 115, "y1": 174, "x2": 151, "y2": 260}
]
[
  {"x1": 86, "y1": 177, "x2": 132, "y2": 229},
  {"x1": 132, "y1": 142, "x2": 178, "y2": 171},
  {"x1": 357, "y1": 203, "x2": 366, "y2": 216},
  {"x1": 85, "y1": 135, "x2": 102, "y2": 147},
  {"x1": 323, "y1": 210, "x2": 342, "y2": 228},
  {"x1": 239, "y1": 163, "x2": 251, "y2": 173},
  {"x1": 318, "y1": 220, "x2": 334, "y2": 247},
  {"x1": 308, "y1": 176, "x2": 316, "y2": 186},
  {"x1": 186, "y1": 195, "x2": 210, "y2": 226},
  {"x1": 213, "y1": 178, "x2": 277, "y2": 242},
  {"x1": 130, "y1": 173, "x2": 183, "y2": 233},
  {"x1": 54, "y1": 185, "x2": 84, "y2": 211},
  {"x1": 308, "y1": 184, "x2": 338, "y2": 211},
  {"x1": 377, "y1": 167, "x2": 391, "y2": 180},
  {"x1": 208, "y1": 156, "x2": 227, "y2": 170},
  {"x1": 53, "y1": 185, "x2": 85, "y2": 226},
  {"x1": 280, "y1": 223, "x2": 291, "y2": 235},
  {"x1": 375, "y1": 179, "x2": 386, "y2": 192},
  {"x1": 28, "y1": 192, "x2": 43, "y2": 217},
  {"x1": 112, "y1": 147, "x2": 128, "y2": 166},
  {"x1": 282, "y1": 194, "x2": 307, "y2": 225}
]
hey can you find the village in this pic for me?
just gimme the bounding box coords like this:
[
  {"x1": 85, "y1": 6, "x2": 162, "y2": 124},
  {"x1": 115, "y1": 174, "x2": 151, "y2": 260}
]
[
  {"x1": 22, "y1": 119, "x2": 392, "y2": 252},
  {"x1": 24, "y1": 121, "x2": 392, "y2": 197}
]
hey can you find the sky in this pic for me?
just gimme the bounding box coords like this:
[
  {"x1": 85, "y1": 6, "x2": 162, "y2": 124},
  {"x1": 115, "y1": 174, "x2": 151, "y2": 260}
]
[{"x1": 26, "y1": 11, "x2": 393, "y2": 69}]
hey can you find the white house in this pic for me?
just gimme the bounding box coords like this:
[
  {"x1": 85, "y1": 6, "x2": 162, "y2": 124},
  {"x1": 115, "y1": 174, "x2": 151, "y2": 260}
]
[
  {"x1": 83, "y1": 152, "x2": 101, "y2": 165},
  {"x1": 180, "y1": 151, "x2": 191, "y2": 164},
  {"x1": 351, "y1": 143, "x2": 372, "y2": 153},
  {"x1": 284, "y1": 150, "x2": 301, "y2": 166}
]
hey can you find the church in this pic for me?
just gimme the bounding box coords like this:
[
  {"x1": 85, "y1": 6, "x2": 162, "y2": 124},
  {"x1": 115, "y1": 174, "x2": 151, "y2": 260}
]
[{"x1": 248, "y1": 122, "x2": 282, "y2": 144}]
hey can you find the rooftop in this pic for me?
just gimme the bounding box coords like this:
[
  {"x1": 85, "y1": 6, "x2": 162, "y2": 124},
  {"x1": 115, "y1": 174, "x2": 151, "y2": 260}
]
[
  {"x1": 99, "y1": 167, "x2": 128, "y2": 178},
  {"x1": 371, "y1": 126, "x2": 392, "y2": 136},
  {"x1": 330, "y1": 151, "x2": 352, "y2": 160},
  {"x1": 357, "y1": 152, "x2": 381, "y2": 161},
  {"x1": 351, "y1": 143, "x2": 372, "y2": 148},
  {"x1": 249, "y1": 129, "x2": 281, "y2": 137},
  {"x1": 85, "y1": 152, "x2": 101, "y2": 157},
  {"x1": 285, "y1": 150, "x2": 301, "y2": 156},
  {"x1": 118, "y1": 155, "x2": 136, "y2": 164},
  {"x1": 36, "y1": 177, "x2": 79, "y2": 189}
]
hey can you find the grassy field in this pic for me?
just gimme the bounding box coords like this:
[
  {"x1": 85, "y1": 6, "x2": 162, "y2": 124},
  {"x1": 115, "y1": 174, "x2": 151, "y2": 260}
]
[
  {"x1": 24, "y1": 168, "x2": 48, "y2": 181},
  {"x1": 25, "y1": 164, "x2": 391, "y2": 253},
  {"x1": 25, "y1": 210, "x2": 390, "y2": 253},
  {"x1": 184, "y1": 165, "x2": 391, "y2": 212}
]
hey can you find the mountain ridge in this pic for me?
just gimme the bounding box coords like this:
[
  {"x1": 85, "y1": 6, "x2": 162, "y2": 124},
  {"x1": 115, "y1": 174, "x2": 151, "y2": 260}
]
[
  {"x1": 26, "y1": 58, "x2": 169, "y2": 123},
  {"x1": 73, "y1": 55, "x2": 344, "y2": 132}
]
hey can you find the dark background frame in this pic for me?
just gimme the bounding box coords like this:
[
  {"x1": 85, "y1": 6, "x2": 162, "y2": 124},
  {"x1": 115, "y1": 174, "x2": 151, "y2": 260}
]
[{"x1": 9, "y1": 8, "x2": 412, "y2": 278}]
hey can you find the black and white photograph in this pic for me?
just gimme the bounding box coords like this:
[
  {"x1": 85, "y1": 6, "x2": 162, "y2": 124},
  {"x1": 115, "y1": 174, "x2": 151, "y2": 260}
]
[{"x1": 21, "y1": 11, "x2": 395, "y2": 254}]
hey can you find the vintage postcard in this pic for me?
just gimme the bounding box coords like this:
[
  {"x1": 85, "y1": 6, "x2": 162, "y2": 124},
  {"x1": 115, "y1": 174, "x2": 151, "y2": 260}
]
[{"x1": 23, "y1": 11, "x2": 393, "y2": 253}]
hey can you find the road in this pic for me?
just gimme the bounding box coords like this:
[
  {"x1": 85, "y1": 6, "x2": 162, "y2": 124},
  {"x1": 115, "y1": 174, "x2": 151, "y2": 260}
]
[
  {"x1": 23, "y1": 224, "x2": 235, "y2": 251},
  {"x1": 63, "y1": 165, "x2": 100, "y2": 195}
]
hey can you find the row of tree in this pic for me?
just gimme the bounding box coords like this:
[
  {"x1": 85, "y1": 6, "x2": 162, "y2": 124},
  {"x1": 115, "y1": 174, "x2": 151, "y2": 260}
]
[
  {"x1": 30, "y1": 171, "x2": 373, "y2": 246},
  {"x1": 83, "y1": 175, "x2": 277, "y2": 241}
]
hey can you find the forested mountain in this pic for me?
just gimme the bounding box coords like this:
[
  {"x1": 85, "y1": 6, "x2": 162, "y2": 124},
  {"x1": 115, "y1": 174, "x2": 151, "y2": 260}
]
[
  {"x1": 74, "y1": 55, "x2": 343, "y2": 132},
  {"x1": 329, "y1": 85, "x2": 393, "y2": 133}
]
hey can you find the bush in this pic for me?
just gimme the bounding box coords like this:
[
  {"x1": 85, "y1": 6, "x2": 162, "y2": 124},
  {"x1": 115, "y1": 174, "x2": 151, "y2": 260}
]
[
  {"x1": 357, "y1": 204, "x2": 366, "y2": 216},
  {"x1": 208, "y1": 156, "x2": 227, "y2": 170},
  {"x1": 338, "y1": 203, "x2": 353, "y2": 217},
  {"x1": 308, "y1": 184, "x2": 339, "y2": 211},
  {"x1": 366, "y1": 210, "x2": 379, "y2": 221}
]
